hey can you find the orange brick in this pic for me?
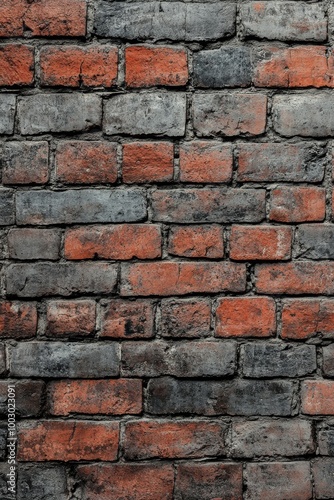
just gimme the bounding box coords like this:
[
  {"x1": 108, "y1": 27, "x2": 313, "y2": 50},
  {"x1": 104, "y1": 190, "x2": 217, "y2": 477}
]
[
  {"x1": 215, "y1": 297, "x2": 276, "y2": 338},
  {"x1": 46, "y1": 300, "x2": 96, "y2": 337},
  {"x1": 281, "y1": 299, "x2": 334, "y2": 339},
  {"x1": 302, "y1": 380, "x2": 334, "y2": 415},
  {"x1": 269, "y1": 187, "x2": 326, "y2": 222},
  {"x1": 55, "y1": 141, "x2": 118, "y2": 185},
  {"x1": 0, "y1": 301, "x2": 37, "y2": 339},
  {"x1": 40, "y1": 45, "x2": 118, "y2": 87},
  {"x1": 125, "y1": 46, "x2": 188, "y2": 87},
  {"x1": 18, "y1": 420, "x2": 119, "y2": 461},
  {"x1": 64, "y1": 225, "x2": 161, "y2": 260},
  {"x1": 168, "y1": 225, "x2": 224, "y2": 258},
  {"x1": 254, "y1": 46, "x2": 334, "y2": 88},
  {"x1": 179, "y1": 141, "x2": 232, "y2": 183},
  {"x1": 0, "y1": 45, "x2": 34, "y2": 86},
  {"x1": 0, "y1": 0, "x2": 86, "y2": 37},
  {"x1": 230, "y1": 225, "x2": 292, "y2": 260},
  {"x1": 122, "y1": 142, "x2": 174, "y2": 183},
  {"x1": 48, "y1": 379, "x2": 142, "y2": 415}
]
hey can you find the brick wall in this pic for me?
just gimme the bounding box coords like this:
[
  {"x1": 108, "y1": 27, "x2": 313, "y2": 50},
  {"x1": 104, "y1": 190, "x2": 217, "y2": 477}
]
[{"x1": 0, "y1": 0, "x2": 334, "y2": 498}]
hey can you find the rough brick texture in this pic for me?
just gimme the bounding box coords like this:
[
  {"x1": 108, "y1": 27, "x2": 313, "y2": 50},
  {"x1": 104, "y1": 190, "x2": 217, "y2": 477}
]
[{"x1": 1, "y1": 1, "x2": 333, "y2": 498}]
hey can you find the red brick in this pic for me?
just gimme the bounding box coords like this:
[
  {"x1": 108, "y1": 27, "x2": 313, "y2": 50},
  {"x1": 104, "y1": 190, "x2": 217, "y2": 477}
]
[
  {"x1": 18, "y1": 420, "x2": 119, "y2": 461},
  {"x1": 302, "y1": 380, "x2": 334, "y2": 415},
  {"x1": 122, "y1": 142, "x2": 174, "y2": 183},
  {"x1": 168, "y1": 225, "x2": 224, "y2": 258},
  {"x1": 40, "y1": 45, "x2": 118, "y2": 87},
  {"x1": 230, "y1": 225, "x2": 292, "y2": 261},
  {"x1": 0, "y1": 0, "x2": 86, "y2": 37},
  {"x1": 175, "y1": 463, "x2": 242, "y2": 500},
  {"x1": 125, "y1": 45, "x2": 188, "y2": 87},
  {"x1": 2, "y1": 141, "x2": 49, "y2": 185},
  {"x1": 179, "y1": 141, "x2": 232, "y2": 183},
  {"x1": 246, "y1": 462, "x2": 312, "y2": 500},
  {"x1": 48, "y1": 379, "x2": 142, "y2": 415},
  {"x1": 161, "y1": 298, "x2": 211, "y2": 338},
  {"x1": 215, "y1": 297, "x2": 276, "y2": 338},
  {"x1": 121, "y1": 262, "x2": 246, "y2": 296},
  {"x1": 256, "y1": 262, "x2": 334, "y2": 295},
  {"x1": 100, "y1": 300, "x2": 154, "y2": 339},
  {"x1": 64, "y1": 224, "x2": 161, "y2": 260},
  {"x1": 55, "y1": 141, "x2": 117, "y2": 185},
  {"x1": 0, "y1": 45, "x2": 34, "y2": 86},
  {"x1": 124, "y1": 420, "x2": 226, "y2": 459},
  {"x1": 46, "y1": 300, "x2": 96, "y2": 337},
  {"x1": 269, "y1": 187, "x2": 326, "y2": 222},
  {"x1": 76, "y1": 464, "x2": 174, "y2": 500},
  {"x1": 0, "y1": 301, "x2": 37, "y2": 339},
  {"x1": 282, "y1": 299, "x2": 334, "y2": 340},
  {"x1": 254, "y1": 46, "x2": 334, "y2": 88}
]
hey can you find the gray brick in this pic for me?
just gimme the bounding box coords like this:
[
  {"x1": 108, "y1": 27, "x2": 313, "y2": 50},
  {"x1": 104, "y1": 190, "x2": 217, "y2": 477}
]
[
  {"x1": 151, "y1": 188, "x2": 265, "y2": 223},
  {"x1": 0, "y1": 346, "x2": 5, "y2": 375},
  {"x1": 242, "y1": 343, "x2": 316, "y2": 378},
  {"x1": 296, "y1": 225, "x2": 334, "y2": 260},
  {"x1": 0, "y1": 95, "x2": 15, "y2": 135},
  {"x1": 273, "y1": 95, "x2": 334, "y2": 137},
  {"x1": 240, "y1": 2, "x2": 327, "y2": 41},
  {"x1": 18, "y1": 465, "x2": 67, "y2": 500},
  {"x1": 8, "y1": 229, "x2": 61, "y2": 260},
  {"x1": 231, "y1": 419, "x2": 314, "y2": 458},
  {"x1": 16, "y1": 189, "x2": 146, "y2": 225},
  {"x1": 0, "y1": 426, "x2": 7, "y2": 459},
  {"x1": 319, "y1": 427, "x2": 334, "y2": 456},
  {"x1": 323, "y1": 344, "x2": 334, "y2": 377},
  {"x1": 237, "y1": 142, "x2": 326, "y2": 183},
  {"x1": 104, "y1": 93, "x2": 186, "y2": 136},
  {"x1": 0, "y1": 380, "x2": 45, "y2": 418},
  {"x1": 6, "y1": 262, "x2": 118, "y2": 297},
  {"x1": 193, "y1": 93, "x2": 267, "y2": 136},
  {"x1": 2, "y1": 141, "x2": 49, "y2": 185},
  {"x1": 122, "y1": 341, "x2": 236, "y2": 377},
  {"x1": 147, "y1": 377, "x2": 295, "y2": 415},
  {"x1": 18, "y1": 94, "x2": 102, "y2": 135},
  {"x1": 193, "y1": 47, "x2": 251, "y2": 88},
  {"x1": 94, "y1": 1, "x2": 236, "y2": 41},
  {"x1": 9, "y1": 342, "x2": 119, "y2": 378},
  {"x1": 0, "y1": 190, "x2": 14, "y2": 225},
  {"x1": 313, "y1": 458, "x2": 334, "y2": 499}
]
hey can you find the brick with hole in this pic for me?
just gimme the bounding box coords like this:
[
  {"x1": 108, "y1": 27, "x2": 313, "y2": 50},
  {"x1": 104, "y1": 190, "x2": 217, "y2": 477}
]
[
  {"x1": 17, "y1": 420, "x2": 119, "y2": 461},
  {"x1": 100, "y1": 299, "x2": 154, "y2": 339},
  {"x1": 0, "y1": 45, "x2": 34, "y2": 86},
  {"x1": 281, "y1": 299, "x2": 334, "y2": 339},
  {"x1": 302, "y1": 380, "x2": 334, "y2": 415},
  {"x1": 46, "y1": 300, "x2": 96, "y2": 337},
  {"x1": 0, "y1": 301, "x2": 37, "y2": 339},
  {"x1": 125, "y1": 46, "x2": 188, "y2": 87},
  {"x1": 122, "y1": 142, "x2": 174, "y2": 183},
  {"x1": 123, "y1": 420, "x2": 227, "y2": 460},
  {"x1": 269, "y1": 187, "x2": 326, "y2": 223},
  {"x1": 76, "y1": 463, "x2": 174, "y2": 500},
  {"x1": 215, "y1": 297, "x2": 276, "y2": 338},
  {"x1": 179, "y1": 141, "x2": 233, "y2": 183},
  {"x1": 175, "y1": 463, "x2": 242, "y2": 500},
  {"x1": 48, "y1": 379, "x2": 142, "y2": 416},
  {"x1": 254, "y1": 46, "x2": 334, "y2": 88},
  {"x1": 230, "y1": 225, "x2": 292, "y2": 261},
  {"x1": 121, "y1": 261, "x2": 246, "y2": 296},
  {"x1": 237, "y1": 142, "x2": 326, "y2": 183},
  {"x1": 55, "y1": 141, "x2": 118, "y2": 185},
  {"x1": 2, "y1": 141, "x2": 49, "y2": 185},
  {"x1": 40, "y1": 45, "x2": 118, "y2": 87},
  {"x1": 0, "y1": 0, "x2": 87, "y2": 37},
  {"x1": 255, "y1": 262, "x2": 334, "y2": 295},
  {"x1": 64, "y1": 224, "x2": 161, "y2": 260},
  {"x1": 160, "y1": 298, "x2": 211, "y2": 338},
  {"x1": 168, "y1": 225, "x2": 224, "y2": 258}
]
